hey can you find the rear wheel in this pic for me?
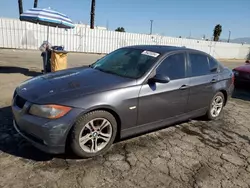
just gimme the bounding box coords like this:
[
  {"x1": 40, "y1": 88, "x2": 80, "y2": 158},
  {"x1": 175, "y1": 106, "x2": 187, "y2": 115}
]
[
  {"x1": 70, "y1": 110, "x2": 117, "y2": 158},
  {"x1": 205, "y1": 92, "x2": 225, "y2": 120}
]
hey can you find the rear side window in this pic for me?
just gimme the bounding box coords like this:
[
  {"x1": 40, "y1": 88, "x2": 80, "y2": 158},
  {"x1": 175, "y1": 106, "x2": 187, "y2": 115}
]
[
  {"x1": 156, "y1": 53, "x2": 186, "y2": 80},
  {"x1": 209, "y1": 57, "x2": 219, "y2": 72},
  {"x1": 189, "y1": 53, "x2": 210, "y2": 77}
]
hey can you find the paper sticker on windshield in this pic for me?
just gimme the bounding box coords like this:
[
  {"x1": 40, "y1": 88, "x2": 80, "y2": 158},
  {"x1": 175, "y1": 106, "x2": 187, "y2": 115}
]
[{"x1": 141, "y1": 50, "x2": 160, "y2": 57}]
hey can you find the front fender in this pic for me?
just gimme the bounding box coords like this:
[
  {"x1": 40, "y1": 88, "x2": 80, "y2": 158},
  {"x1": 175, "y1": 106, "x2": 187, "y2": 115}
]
[{"x1": 61, "y1": 86, "x2": 141, "y2": 131}]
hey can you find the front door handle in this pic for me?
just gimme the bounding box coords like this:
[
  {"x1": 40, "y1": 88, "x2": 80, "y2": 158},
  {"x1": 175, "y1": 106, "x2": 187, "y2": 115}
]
[
  {"x1": 211, "y1": 78, "x2": 218, "y2": 83},
  {"x1": 179, "y1": 85, "x2": 189, "y2": 90}
]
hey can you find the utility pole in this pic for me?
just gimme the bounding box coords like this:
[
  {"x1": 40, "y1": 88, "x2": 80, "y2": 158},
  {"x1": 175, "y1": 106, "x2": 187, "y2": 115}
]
[
  {"x1": 34, "y1": 0, "x2": 38, "y2": 8},
  {"x1": 150, "y1": 20, "x2": 153, "y2": 35},
  {"x1": 90, "y1": 0, "x2": 96, "y2": 29},
  {"x1": 227, "y1": 30, "x2": 231, "y2": 43},
  {"x1": 18, "y1": 0, "x2": 23, "y2": 15}
]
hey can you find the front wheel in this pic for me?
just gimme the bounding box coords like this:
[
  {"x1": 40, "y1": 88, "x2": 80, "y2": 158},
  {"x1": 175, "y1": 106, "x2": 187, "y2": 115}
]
[
  {"x1": 205, "y1": 92, "x2": 225, "y2": 120},
  {"x1": 70, "y1": 110, "x2": 117, "y2": 158}
]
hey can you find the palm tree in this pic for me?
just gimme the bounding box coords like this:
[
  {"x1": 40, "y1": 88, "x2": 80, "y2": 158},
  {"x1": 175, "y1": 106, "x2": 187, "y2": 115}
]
[
  {"x1": 90, "y1": 0, "x2": 96, "y2": 29},
  {"x1": 213, "y1": 24, "x2": 222, "y2": 41},
  {"x1": 18, "y1": 0, "x2": 23, "y2": 15},
  {"x1": 34, "y1": 0, "x2": 38, "y2": 8}
]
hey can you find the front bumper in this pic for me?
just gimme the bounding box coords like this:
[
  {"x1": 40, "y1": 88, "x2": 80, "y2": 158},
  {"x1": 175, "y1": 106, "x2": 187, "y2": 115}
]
[
  {"x1": 12, "y1": 95, "x2": 83, "y2": 154},
  {"x1": 235, "y1": 77, "x2": 250, "y2": 86},
  {"x1": 13, "y1": 120, "x2": 65, "y2": 154},
  {"x1": 234, "y1": 71, "x2": 250, "y2": 86}
]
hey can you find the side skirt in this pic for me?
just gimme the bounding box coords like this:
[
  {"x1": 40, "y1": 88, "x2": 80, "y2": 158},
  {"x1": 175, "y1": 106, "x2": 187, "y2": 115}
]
[{"x1": 120, "y1": 108, "x2": 207, "y2": 140}]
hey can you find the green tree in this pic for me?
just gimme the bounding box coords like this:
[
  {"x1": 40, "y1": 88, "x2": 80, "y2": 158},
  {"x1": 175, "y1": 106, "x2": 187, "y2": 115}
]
[
  {"x1": 213, "y1": 24, "x2": 222, "y2": 41},
  {"x1": 115, "y1": 27, "x2": 125, "y2": 32},
  {"x1": 18, "y1": 0, "x2": 23, "y2": 15}
]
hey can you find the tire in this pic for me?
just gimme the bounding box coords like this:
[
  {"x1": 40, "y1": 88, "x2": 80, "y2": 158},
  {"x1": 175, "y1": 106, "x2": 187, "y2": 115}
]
[
  {"x1": 205, "y1": 92, "x2": 225, "y2": 120},
  {"x1": 70, "y1": 110, "x2": 117, "y2": 158}
]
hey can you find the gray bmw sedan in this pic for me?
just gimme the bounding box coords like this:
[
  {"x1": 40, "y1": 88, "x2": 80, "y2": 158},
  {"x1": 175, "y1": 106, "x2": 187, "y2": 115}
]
[{"x1": 12, "y1": 45, "x2": 234, "y2": 158}]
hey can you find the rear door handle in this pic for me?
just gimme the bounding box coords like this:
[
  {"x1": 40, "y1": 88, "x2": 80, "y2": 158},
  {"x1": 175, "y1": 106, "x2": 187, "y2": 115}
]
[{"x1": 179, "y1": 85, "x2": 189, "y2": 90}]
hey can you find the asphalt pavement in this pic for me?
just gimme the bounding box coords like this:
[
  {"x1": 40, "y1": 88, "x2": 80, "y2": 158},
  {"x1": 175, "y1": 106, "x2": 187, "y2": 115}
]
[{"x1": 0, "y1": 49, "x2": 250, "y2": 188}]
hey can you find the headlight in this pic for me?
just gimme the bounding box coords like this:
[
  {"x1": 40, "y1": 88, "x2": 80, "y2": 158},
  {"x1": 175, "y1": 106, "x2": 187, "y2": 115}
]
[
  {"x1": 29, "y1": 104, "x2": 72, "y2": 119},
  {"x1": 233, "y1": 70, "x2": 239, "y2": 76}
]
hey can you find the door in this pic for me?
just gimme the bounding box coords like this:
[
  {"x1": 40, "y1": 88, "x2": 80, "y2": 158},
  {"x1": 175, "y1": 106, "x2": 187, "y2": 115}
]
[
  {"x1": 138, "y1": 52, "x2": 190, "y2": 126},
  {"x1": 187, "y1": 52, "x2": 219, "y2": 112}
]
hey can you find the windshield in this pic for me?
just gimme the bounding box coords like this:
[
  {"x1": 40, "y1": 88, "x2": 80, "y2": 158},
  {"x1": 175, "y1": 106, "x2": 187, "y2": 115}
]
[{"x1": 90, "y1": 48, "x2": 160, "y2": 79}]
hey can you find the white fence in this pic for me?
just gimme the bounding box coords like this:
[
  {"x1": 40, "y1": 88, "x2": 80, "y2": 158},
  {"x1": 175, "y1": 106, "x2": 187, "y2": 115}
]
[{"x1": 0, "y1": 18, "x2": 250, "y2": 59}]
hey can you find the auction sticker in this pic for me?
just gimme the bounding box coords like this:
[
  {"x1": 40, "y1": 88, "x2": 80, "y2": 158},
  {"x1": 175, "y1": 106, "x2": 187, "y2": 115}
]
[{"x1": 141, "y1": 50, "x2": 160, "y2": 57}]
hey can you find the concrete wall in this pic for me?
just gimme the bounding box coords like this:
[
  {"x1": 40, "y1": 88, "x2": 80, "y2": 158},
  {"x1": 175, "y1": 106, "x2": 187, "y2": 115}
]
[{"x1": 0, "y1": 18, "x2": 249, "y2": 59}]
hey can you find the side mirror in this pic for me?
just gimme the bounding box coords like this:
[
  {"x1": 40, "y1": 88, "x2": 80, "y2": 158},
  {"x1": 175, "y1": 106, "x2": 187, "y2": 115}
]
[
  {"x1": 246, "y1": 60, "x2": 250, "y2": 63},
  {"x1": 149, "y1": 74, "x2": 170, "y2": 83}
]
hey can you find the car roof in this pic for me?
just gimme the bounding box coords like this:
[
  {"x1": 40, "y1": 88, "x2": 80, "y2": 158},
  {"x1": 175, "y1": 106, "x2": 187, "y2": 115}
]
[{"x1": 123, "y1": 45, "x2": 205, "y2": 55}]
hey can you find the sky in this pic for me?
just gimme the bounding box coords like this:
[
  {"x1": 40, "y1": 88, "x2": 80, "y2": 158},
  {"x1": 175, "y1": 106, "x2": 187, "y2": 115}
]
[{"x1": 1, "y1": 0, "x2": 250, "y2": 39}]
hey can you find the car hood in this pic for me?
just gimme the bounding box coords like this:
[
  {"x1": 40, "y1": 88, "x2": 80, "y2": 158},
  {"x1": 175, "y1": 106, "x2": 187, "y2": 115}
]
[
  {"x1": 234, "y1": 64, "x2": 250, "y2": 73},
  {"x1": 16, "y1": 67, "x2": 136, "y2": 104}
]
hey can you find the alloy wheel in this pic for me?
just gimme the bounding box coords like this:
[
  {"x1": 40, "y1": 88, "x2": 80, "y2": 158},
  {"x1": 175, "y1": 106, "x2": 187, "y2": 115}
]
[
  {"x1": 78, "y1": 118, "x2": 112, "y2": 153},
  {"x1": 210, "y1": 96, "x2": 223, "y2": 117}
]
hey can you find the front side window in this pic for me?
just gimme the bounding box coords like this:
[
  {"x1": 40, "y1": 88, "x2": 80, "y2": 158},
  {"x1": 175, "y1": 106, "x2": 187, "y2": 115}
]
[
  {"x1": 189, "y1": 53, "x2": 210, "y2": 77},
  {"x1": 90, "y1": 48, "x2": 160, "y2": 79},
  {"x1": 156, "y1": 53, "x2": 186, "y2": 80}
]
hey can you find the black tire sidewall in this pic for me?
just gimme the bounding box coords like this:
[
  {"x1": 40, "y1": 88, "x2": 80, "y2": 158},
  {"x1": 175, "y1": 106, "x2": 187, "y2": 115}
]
[
  {"x1": 207, "y1": 92, "x2": 225, "y2": 120},
  {"x1": 70, "y1": 110, "x2": 117, "y2": 158}
]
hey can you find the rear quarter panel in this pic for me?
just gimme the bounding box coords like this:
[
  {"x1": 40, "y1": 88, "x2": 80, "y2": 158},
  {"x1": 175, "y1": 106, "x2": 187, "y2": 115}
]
[{"x1": 218, "y1": 67, "x2": 234, "y2": 99}]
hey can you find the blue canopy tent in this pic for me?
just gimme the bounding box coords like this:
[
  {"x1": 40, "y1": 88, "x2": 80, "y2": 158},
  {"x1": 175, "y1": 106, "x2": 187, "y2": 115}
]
[{"x1": 20, "y1": 7, "x2": 75, "y2": 72}]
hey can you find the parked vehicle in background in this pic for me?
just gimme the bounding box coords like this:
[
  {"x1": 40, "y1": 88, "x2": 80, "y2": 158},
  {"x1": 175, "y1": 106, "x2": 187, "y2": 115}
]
[
  {"x1": 12, "y1": 45, "x2": 235, "y2": 158},
  {"x1": 233, "y1": 60, "x2": 250, "y2": 86}
]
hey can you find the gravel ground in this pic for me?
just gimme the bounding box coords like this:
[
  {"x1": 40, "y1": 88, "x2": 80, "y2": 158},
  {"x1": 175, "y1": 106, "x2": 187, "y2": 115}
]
[{"x1": 1, "y1": 49, "x2": 250, "y2": 188}]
